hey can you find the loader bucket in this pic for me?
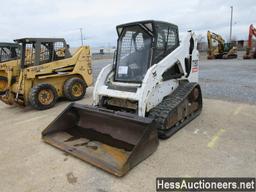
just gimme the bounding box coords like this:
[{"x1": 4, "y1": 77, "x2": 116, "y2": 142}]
[{"x1": 42, "y1": 103, "x2": 158, "y2": 177}]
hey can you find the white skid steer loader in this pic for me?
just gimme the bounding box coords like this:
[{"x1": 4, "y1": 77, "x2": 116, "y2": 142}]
[{"x1": 42, "y1": 20, "x2": 203, "y2": 177}]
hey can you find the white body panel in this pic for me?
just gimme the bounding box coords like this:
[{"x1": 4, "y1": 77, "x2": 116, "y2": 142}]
[{"x1": 93, "y1": 32, "x2": 199, "y2": 117}]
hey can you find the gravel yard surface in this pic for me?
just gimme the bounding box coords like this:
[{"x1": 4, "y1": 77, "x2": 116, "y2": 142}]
[{"x1": 92, "y1": 52, "x2": 256, "y2": 104}]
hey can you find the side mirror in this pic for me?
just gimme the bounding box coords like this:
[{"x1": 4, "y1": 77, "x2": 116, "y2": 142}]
[{"x1": 113, "y1": 50, "x2": 117, "y2": 69}]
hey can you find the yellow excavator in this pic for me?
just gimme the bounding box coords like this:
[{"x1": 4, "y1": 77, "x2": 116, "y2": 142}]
[
  {"x1": 0, "y1": 38, "x2": 93, "y2": 110},
  {"x1": 207, "y1": 31, "x2": 237, "y2": 59},
  {"x1": 0, "y1": 43, "x2": 20, "y2": 95}
]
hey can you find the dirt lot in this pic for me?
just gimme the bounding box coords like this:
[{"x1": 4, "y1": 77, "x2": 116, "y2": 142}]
[{"x1": 0, "y1": 55, "x2": 255, "y2": 192}]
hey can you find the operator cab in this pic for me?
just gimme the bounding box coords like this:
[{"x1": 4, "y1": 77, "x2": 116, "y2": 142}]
[
  {"x1": 0, "y1": 43, "x2": 20, "y2": 63},
  {"x1": 114, "y1": 20, "x2": 179, "y2": 83},
  {"x1": 14, "y1": 38, "x2": 71, "y2": 69}
]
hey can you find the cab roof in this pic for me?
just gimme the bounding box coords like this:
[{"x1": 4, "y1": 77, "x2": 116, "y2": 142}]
[
  {"x1": 14, "y1": 38, "x2": 66, "y2": 43},
  {"x1": 116, "y1": 20, "x2": 177, "y2": 28},
  {"x1": 0, "y1": 42, "x2": 20, "y2": 48},
  {"x1": 116, "y1": 20, "x2": 178, "y2": 36}
]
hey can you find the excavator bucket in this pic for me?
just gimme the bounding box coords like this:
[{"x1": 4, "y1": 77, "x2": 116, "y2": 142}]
[{"x1": 42, "y1": 103, "x2": 159, "y2": 177}]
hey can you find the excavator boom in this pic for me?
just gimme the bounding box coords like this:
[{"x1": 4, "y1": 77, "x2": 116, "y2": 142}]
[{"x1": 244, "y1": 24, "x2": 256, "y2": 59}]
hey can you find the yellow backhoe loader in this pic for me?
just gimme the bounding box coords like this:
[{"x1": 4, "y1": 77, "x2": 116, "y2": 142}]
[
  {"x1": 0, "y1": 38, "x2": 93, "y2": 110},
  {"x1": 0, "y1": 43, "x2": 20, "y2": 95},
  {"x1": 207, "y1": 31, "x2": 237, "y2": 59}
]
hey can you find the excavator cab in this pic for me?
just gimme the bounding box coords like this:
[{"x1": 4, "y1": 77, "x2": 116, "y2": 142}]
[{"x1": 223, "y1": 42, "x2": 237, "y2": 59}]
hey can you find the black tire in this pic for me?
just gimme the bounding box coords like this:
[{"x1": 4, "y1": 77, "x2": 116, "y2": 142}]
[
  {"x1": 64, "y1": 77, "x2": 86, "y2": 101},
  {"x1": 29, "y1": 83, "x2": 58, "y2": 110},
  {"x1": 0, "y1": 76, "x2": 8, "y2": 95}
]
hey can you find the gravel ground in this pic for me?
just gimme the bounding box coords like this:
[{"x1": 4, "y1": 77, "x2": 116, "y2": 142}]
[
  {"x1": 0, "y1": 54, "x2": 255, "y2": 192},
  {"x1": 92, "y1": 59, "x2": 112, "y2": 83},
  {"x1": 0, "y1": 90, "x2": 255, "y2": 192},
  {"x1": 200, "y1": 52, "x2": 256, "y2": 104},
  {"x1": 92, "y1": 52, "x2": 256, "y2": 104}
]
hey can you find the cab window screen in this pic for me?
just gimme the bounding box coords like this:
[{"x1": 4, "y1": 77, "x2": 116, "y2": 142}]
[
  {"x1": 0, "y1": 47, "x2": 17, "y2": 62},
  {"x1": 153, "y1": 24, "x2": 179, "y2": 64},
  {"x1": 115, "y1": 25, "x2": 152, "y2": 83}
]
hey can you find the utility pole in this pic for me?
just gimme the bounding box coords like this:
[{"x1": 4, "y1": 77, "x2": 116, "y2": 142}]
[
  {"x1": 80, "y1": 28, "x2": 84, "y2": 46},
  {"x1": 229, "y1": 6, "x2": 233, "y2": 42}
]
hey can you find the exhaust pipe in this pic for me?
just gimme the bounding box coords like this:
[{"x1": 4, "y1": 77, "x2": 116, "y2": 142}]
[{"x1": 42, "y1": 103, "x2": 158, "y2": 176}]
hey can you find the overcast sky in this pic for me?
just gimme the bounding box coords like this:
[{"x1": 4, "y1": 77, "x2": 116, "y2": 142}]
[{"x1": 0, "y1": 0, "x2": 255, "y2": 47}]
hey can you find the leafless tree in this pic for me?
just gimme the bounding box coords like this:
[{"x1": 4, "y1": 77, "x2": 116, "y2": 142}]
[
  {"x1": 197, "y1": 34, "x2": 205, "y2": 43},
  {"x1": 197, "y1": 34, "x2": 206, "y2": 51}
]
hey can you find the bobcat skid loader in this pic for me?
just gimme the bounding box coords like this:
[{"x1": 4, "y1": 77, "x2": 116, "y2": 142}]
[
  {"x1": 42, "y1": 20, "x2": 203, "y2": 176},
  {"x1": 0, "y1": 43, "x2": 20, "y2": 95},
  {"x1": 0, "y1": 38, "x2": 93, "y2": 109}
]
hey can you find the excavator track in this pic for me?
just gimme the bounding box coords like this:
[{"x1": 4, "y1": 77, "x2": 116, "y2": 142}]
[{"x1": 148, "y1": 82, "x2": 202, "y2": 139}]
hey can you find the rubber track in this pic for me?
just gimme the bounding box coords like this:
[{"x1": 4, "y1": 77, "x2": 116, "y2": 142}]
[{"x1": 148, "y1": 82, "x2": 202, "y2": 139}]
